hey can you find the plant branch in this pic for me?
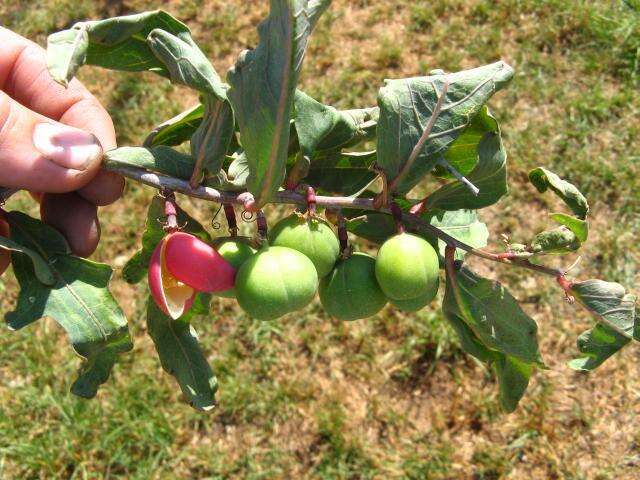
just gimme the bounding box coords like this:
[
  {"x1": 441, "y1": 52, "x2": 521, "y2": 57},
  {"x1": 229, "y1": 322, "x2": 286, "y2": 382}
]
[{"x1": 104, "y1": 163, "x2": 566, "y2": 279}]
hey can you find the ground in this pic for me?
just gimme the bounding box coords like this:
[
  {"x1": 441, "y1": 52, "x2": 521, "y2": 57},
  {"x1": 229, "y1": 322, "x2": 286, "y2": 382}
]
[{"x1": 0, "y1": 0, "x2": 639, "y2": 478}]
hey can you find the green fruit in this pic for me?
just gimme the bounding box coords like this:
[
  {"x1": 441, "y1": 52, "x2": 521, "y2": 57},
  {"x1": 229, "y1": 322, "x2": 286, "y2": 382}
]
[
  {"x1": 319, "y1": 253, "x2": 387, "y2": 321},
  {"x1": 235, "y1": 246, "x2": 318, "y2": 320},
  {"x1": 389, "y1": 283, "x2": 438, "y2": 312},
  {"x1": 268, "y1": 213, "x2": 340, "y2": 278},
  {"x1": 375, "y1": 233, "x2": 440, "y2": 301},
  {"x1": 213, "y1": 237, "x2": 257, "y2": 298}
]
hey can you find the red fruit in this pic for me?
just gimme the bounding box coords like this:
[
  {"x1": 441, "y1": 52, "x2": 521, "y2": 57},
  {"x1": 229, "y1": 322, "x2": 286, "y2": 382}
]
[
  {"x1": 149, "y1": 235, "x2": 196, "y2": 319},
  {"x1": 164, "y1": 232, "x2": 236, "y2": 293}
]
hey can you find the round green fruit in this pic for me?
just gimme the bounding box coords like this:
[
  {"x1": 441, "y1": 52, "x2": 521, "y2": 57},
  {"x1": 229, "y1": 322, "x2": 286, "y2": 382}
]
[
  {"x1": 213, "y1": 237, "x2": 257, "y2": 298},
  {"x1": 319, "y1": 253, "x2": 387, "y2": 321},
  {"x1": 389, "y1": 283, "x2": 438, "y2": 313},
  {"x1": 268, "y1": 213, "x2": 340, "y2": 278},
  {"x1": 375, "y1": 233, "x2": 440, "y2": 301},
  {"x1": 235, "y1": 246, "x2": 318, "y2": 320}
]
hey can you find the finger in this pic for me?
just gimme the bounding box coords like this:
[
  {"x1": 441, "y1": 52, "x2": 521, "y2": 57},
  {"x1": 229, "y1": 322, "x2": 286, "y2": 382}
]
[
  {"x1": 0, "y1": 27, "x2": 123, "y2": 206},
  {"x1": 0, "y1": 211, "x2": 10, "y2": 276},
  {"x1": 40, "y1": 192, "x2": 100, "y2": 258},
  {"x1": 0, "y1": 27, "x2": 115, "y2": 148},
  {"x1": 0, "y1": 92, "x2": 103, "y2": 192},
  {"x1": 77, "y1": 170, "x2": 125, "y2": 206}
]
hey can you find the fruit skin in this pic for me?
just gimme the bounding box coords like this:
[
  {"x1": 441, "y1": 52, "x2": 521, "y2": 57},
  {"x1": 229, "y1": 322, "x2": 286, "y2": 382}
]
[
  {"x1": 319, "y1": 252, "x2": 387, "y2": 321},
  {"x1": 235, "y1": 246, "x2": 318, "y2": 320},
  {"x1": 389, "y1": 284, "x2": 438, "y2": 312},
  {"x1": 268, "y1": 213, "x2": 340, "y2": 278},
  {"x1": 375, "y1": 233, "x2": 440, "y2": 301},
  {"x1": 213, "y1": 237, "x2": 256, "y2": 298},
  {"x1": 164, "y1": 232, "x2": 236, "y2": 293},
  {"x1": 149, "y1": 236, "x2": 196, "y2": 320}
]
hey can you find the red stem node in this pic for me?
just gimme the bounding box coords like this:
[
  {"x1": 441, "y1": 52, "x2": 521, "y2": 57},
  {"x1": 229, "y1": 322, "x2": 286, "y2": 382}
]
[
  {"x1": 556, "y1": 275, "x2": 575, "y2": 303},
  {"x1": 306, "y1": 186, "x2": 317, "y2": 216},
  {"x1": 224, "y1": 204, "x2": 238, "y2": 236},
  {"x1": 256, "y1": 210, "x2": 268, "y2": 240},
  {"x1": 390, "y1": 202, "x2": 405, "y2": 234}
]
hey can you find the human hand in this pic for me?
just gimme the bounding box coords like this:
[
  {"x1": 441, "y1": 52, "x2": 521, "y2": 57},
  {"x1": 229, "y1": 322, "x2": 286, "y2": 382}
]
[{"x1": 0, "y1": 27, "x2": 124, "y2": 275}]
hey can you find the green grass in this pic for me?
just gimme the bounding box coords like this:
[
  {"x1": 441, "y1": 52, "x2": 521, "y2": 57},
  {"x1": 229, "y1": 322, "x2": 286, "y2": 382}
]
[{"x1": 0, "y1": 0, "x2": 639, "y2": 478}]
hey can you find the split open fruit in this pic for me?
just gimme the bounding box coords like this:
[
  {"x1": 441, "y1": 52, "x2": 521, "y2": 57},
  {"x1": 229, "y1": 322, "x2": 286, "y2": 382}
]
[{"x1": 149, "y1": 232, "x2": 236, "y2": 319}]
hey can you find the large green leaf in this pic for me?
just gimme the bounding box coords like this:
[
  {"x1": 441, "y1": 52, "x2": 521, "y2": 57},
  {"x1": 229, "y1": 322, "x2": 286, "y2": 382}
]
[
  {"x1": 529, "y1": 167, "x2": 589, "y2": 219},
  {"x1": 146, "y1": 29, "x2": 225, "y2": 97},
  {"x1": 422, "y1": 131, "x2": 507, "y2": 211},
  {"x1": 432, "y1": 106, "x2": 497, "y2": 179},
  {"x1": 190, "y1": 96, "x2": 235, "y2": 175},
  {"x1": 427, "y1": 210, "x2": 489, "y2": 260},
  {"x1": 294, "y1": 90, "x2": 366, "y2": 155},
  {"x1": 568, "y1": 279, "x2": 637, "y2": 371},
  {"x1": 144, "y1": 104, "x2": 205, "y2": 147},
  {"x1": 104, "y1": 146, "x2": 195, "y2": 180},
  {"x1": 46, "y1": 10, "x2": 191, "y2": 86},
  {"x1": 123, "y1": 196, "x2": 211, "y2": 284},
  {"x1": 227, "y1": 0, "x2": 331, "y2": 208},
  {"x1": 5, "y1": 212, "x2": 132, "y2": 398},
  {"x1": 147, "y1": 298, "x2": 217, "y2": 411},
  {"x1": 445, "y1": 262, "x2": 543, "y2": 365},
  {"x1": 0, "y1": 236, "x2": 55, "y2": 286},
  {"x1": 305, "y1": 150, "x2": 377, "y2": 196},
  {"x1": 442, "y1": 283, "x2": 534, "y2": 413},
  {"x1": 377, "y1": 61, "x2": 513, "y2": 195}
]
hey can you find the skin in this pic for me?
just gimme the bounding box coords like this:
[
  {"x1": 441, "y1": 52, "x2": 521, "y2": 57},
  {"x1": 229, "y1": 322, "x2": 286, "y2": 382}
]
[
  {"x1": 0, "y1": 27, "x2": 124, "y2": 275},
  {"x1": 268, "y1": 213, "x2": 340, "y2": 278}
]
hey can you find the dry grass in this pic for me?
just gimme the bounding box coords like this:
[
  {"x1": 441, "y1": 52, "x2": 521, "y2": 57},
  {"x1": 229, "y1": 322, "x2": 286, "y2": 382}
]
[{"x1": 0, "y1": 0, "x2": 639, "y2": 478}]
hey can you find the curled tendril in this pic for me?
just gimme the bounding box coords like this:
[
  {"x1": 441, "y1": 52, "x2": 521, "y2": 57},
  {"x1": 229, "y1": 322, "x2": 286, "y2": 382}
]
[
  {"x1": 241, "y1": 209, "x2": 256, "y2": 223},
  {"x1": 210, "y1": 204, "x2": 223, "y2": 230}
]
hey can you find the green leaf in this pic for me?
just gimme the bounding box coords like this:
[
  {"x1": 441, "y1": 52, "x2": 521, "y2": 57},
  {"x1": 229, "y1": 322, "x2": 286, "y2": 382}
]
[
  {"x1": 305, "y1": 150, "x2": 377, "y2": 196},
  {"x1": 144, "y1": 104, "x2": 204, "y2": 147},
  {"x1": 422, "y1": 130, "x2": 507, "y2": 211},
  {"x1": 442, "y1": 282, "x2": 533, "y2": 412},
  {"x1": 494, "y1": 356, "x2": 534, "y2": 413},
  {"x1": 377, "y1": 61, "x2": 514, "y2": 195},
  {"x1": 529, "y1": 167, "x2": 589, "y2": 219},
  {"x1": 345, "y1": 213, "x2": 396, "y2": 244},
  {"x1": 293, "y1": 90, "x2": 362, "y2": 155},
  {"x1": 568, "y1": 324, "x2": 630, "y2": 371},
  {"x1": 227, "y1": 0, "x2": 331, "y2": 208},
  {"x1": 190, "y1": 96, "x2": 235, "y2": 174},
  {"x1": 568, "y1": 279, "x2": 637, "y2": 371},
  {"x1": 46, "y1": 10, "x2": 192, "y2": 84},
  {"x1": 432, "y1": 106, "x2": 497, "y2": 179},
  {"x1": 0, "y1": 236, "x2": 55, "y2": 286},
  {"x1": 5, "y1": 212, "x2": 132, "y2": 398},
  {"x1": 529, "y1": 226, "x2": 581, "y2": 254},
  {"x1": 445, "y1": 262, "x2": 544, "y2": 365},
  {"x1": 104, "y1": 146, "x2": 195, "y2": 180},
  {"x1": 571, "y1": 280, "x2": 638, "y2": 340},
  {"x1": 549, "y1": 213, "x2": 588, "y2": 243},
  {"x1": 147, "y1": 298, "x2": 217, "y2": 411},
  {"x1": 427, "y1": 210, "x2": 489, "y2": 260},
  {"x1": 123, "y1": 196, "x2": 212, "y2": 284},
  {"x1": 146, "y1": 29, "x2": 226, "y2": 97},
  {"x1": 46, "y1": 27, "x2": 89, "y2": 87}
]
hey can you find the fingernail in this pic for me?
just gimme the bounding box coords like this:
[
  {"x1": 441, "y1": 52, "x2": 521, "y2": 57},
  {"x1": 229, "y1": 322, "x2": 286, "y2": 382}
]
[{"x1": 33, "y1": 123, "x2": 102, "y2": 171}]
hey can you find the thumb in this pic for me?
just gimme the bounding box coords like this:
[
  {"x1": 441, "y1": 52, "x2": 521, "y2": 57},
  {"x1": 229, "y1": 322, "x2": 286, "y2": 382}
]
[{"x1": 0, "y1": 91, "x2": 103, "y2": 193}]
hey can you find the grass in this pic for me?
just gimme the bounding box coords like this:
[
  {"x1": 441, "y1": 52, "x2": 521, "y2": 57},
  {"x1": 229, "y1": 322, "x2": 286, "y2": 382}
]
[{"x1": 0, "y1": 0, "x2": 639, "y2": 478}]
